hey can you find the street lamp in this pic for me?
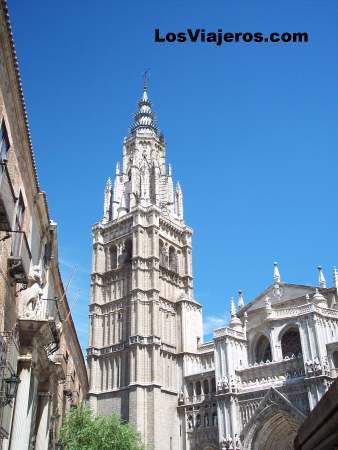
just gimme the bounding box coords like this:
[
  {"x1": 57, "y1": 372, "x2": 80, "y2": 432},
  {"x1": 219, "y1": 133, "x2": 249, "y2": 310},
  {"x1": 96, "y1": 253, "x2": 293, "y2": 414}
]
[{"x1": 0, "y1": 373, "x2": 20, "y2": 406}]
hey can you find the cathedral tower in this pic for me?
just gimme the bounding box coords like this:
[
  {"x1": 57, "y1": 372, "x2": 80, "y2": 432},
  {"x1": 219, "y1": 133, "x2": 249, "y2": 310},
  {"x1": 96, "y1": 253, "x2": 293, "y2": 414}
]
[{"x1": 87, "y1": 80, "x2": 203, "y2": 450}]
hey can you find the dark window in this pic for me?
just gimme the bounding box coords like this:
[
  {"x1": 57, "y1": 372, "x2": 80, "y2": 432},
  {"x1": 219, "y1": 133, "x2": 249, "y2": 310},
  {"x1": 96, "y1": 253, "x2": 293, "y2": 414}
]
[
  {"x1": 203, "y1": 379, "x2": 209, "y2": 395},
  {"x1": 196, "y1": 414, "x2": 201, "y2": 428},
  {"x1": 0, "y1": 121, "x2": 10, "y2": 164},
  {"x1": 255, "y1": 335, "x2": 272, "y2": 363},
  {"x1": 169, "y1": 246, "x2": 177, "y2": 272},
  {"x1": 124, "y1": 239, "x2": 132, "y2": 264},
  {"x1": 43, "y1": 241, "x2": 52, "y2": 267},
  {"x1": 281, "y1": 328, "x2": 302, "y2": 358},
  {"x1": 333, "y1": 351, "x2": 338, "y2": 368},
  {"x1": 196, "y1": 381, "x2": 201, "y2": 396},
  {"x1": 211, "y1": 377, "x2": 216, "y2": 392},
  {"x1": 11, "y1": 193, "x2": 25, "y2": 257},
  {"x1": 110, "y1": 245, "x2": 117, "y2": 269}
]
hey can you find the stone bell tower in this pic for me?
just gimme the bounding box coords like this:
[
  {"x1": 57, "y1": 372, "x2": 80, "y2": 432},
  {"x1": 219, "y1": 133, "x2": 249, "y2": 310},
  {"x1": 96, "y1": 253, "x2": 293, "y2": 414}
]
[{"x1": 87, "y1": 78, "x2": 203, "y2": 450}]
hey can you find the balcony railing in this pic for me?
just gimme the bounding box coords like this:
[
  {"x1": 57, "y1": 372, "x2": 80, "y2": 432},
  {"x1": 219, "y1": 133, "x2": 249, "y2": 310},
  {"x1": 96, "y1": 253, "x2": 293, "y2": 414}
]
[
  {"x1": 234, "y1": 355, "x2": 305, "y2": 390},
  {"x1": 8, "y1": 231, "x2": 31, "y2": 284},
  {"x1": 0, "y1": 166, "x2": 16, "y2": 232},
  {"x1": 181, "y1": 392, "x2": 216, "y2": 405}
]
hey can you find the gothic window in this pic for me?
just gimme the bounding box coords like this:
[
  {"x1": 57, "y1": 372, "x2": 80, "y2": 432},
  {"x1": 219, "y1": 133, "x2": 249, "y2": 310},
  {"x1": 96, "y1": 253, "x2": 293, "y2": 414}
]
[
  {"x1": 211, "y1": 377, "x2": 216, "y2": 393},
  {"x1": 254, "y1": 335, "x2": 272, "y2": 363},
  {"x1": 196, "y1": 381, "x2": 201, "y2": 396},
  {"x1": 212, "y1": 412, "x2": 217, "y2": 426},
  {"x1": 333, "y1": 351, "x2": 338, "y2": 368},
  {"x1": 122, "y1": 239, "x2": 132, "y2": 265},
  {"x1": 203, "y1": 379, "x2": 209, "y2": 395},
  {"x1": 281, "y1": 327, "x2": 302, "y2": 358},
  {"x1": 0, "y1": 120, "x2": 9, "y2": 165},
  {"x1": 11, "y1": 193, "x2": 25, "y2": 257},
  {"x1": 110, "y1": 245, "x2": 118, "y2": 269},
  {"x1": 169, "y1": 246, "x2": 177, "y2": 272}
]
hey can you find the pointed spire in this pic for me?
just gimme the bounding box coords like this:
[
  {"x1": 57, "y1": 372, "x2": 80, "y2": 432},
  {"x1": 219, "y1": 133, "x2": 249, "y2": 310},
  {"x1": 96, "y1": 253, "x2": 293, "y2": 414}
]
[
  {"x1": 230, "y1": 297, "x2": 236, "y2": 317},
  {"x1": 313, "y1": 288, "x2": 327, "y2": 307},
  {"x1": 333, "y1": 266, "x2": 338, "y2": 289},
  {"x1": 130, "y1": 75, "x2": 160, "y2": 137},
  {"x1": 318, "y1": 266, "x2": 326, "y2": 288},
  {"x1": 175, "y1": 182, "x2": 184, "y2": 220},
  {"x1": 115, "y1": 161, "x2": 120, "y2": 176},
  {"x1": 273, "y1": 261, "x2": 281, "y2": 283},
  {"x1": 102, "y1": 177, "x2": 112, "y2": 224},
  {"x1": 238, "y1": 290, "x2": 245, "y2": 309},
  {"x1": 117, "y1": 191, "x2": 128, "y2": 218},
  {"x1": 229, "y1": 296, "x2": 242, "y2": 330},
  {"x1": 168, "y1": 163, "x2": 172, "y2": 176}
]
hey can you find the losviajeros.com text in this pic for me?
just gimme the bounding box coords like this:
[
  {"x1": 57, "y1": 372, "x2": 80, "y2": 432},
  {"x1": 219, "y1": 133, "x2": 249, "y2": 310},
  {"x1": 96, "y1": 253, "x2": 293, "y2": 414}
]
[{"x1": 154, "y1": 29, "x2": 309, "y2": 45}]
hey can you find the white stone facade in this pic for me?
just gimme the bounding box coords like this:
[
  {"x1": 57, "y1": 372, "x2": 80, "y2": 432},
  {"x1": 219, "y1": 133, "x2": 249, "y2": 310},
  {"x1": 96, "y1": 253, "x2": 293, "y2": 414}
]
[{"x1": 88, "y1": 85, "x2": 338, "y2": 450}]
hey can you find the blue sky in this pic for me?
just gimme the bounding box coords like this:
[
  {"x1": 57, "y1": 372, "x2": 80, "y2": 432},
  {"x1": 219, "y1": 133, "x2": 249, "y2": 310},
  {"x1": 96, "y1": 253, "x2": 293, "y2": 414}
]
[{"x1": 8, "y1": 0, "x2": 338, "y2": 350}]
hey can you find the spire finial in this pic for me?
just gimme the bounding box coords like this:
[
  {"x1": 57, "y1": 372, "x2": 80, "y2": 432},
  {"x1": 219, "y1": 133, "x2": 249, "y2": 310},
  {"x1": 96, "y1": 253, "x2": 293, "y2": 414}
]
[
  {"x1": 273, "y1": 261, "x2": 281, "y2": 283},
  {"x1": 318, "y1": 266, "x2": 326, "y2": 288}
]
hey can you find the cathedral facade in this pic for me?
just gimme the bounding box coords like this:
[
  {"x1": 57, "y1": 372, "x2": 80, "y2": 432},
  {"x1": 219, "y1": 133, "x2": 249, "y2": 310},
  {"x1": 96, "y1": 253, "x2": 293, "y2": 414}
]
[{"x1": 87, "y1": 83, "x2": 338, "y2": 450}]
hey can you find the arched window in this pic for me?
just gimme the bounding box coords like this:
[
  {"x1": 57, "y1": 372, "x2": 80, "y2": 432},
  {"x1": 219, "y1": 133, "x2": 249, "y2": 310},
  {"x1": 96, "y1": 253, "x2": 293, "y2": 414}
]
[
  {"x1": 212, "y1": 412, "x2": 217, "y2": 426},
  {"x1": 255, "y1": 335, "x2": 272, "y2": 363},
  {"x1": 110, "y1": 245, "x2": 117, "y2": 270},
  {"x1": 203, "y1": 379, "x2": 209, "y2": 395},
  {"x1": 333, "y1": 351, "x2": 338, "y2": 368},
  {"x1": 281, "y1": 327, "x2": 302, "y2": 358},
  {"x1": 196, "y1": 381, "x2": 201, "y2": 396},
  {"x1": 169, "y1": 246, "x2": 177, "y2": 272}
]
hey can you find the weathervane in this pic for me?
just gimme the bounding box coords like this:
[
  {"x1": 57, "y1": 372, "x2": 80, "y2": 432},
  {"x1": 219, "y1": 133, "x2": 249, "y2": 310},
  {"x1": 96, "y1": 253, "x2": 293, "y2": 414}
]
[{"x1": 143, "y1": 68, "x2": 150, "y2": 91}]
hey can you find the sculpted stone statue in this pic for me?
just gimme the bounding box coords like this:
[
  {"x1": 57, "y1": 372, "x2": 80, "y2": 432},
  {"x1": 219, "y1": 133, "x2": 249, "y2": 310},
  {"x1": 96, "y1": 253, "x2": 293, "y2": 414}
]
[
  {"x1": 314, "y1": 356, "x2": 322, "y2": 373},
  {"x1": 221, "y1": 434, "x2": 233, "y2": 449},
  {"x1": 22, "y1": 266, "x2": 44, "y2": 319},
  {"x1": 305, "y1": 359, "x2": 313, "y2": 374},
  {"x1": 222, "y1": 375, "x2": 229, "y2": 389}
]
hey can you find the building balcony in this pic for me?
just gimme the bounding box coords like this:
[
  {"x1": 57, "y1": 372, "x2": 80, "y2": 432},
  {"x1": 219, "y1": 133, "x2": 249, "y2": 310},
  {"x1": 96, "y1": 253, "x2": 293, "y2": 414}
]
[
  {"x1": 231, "y1": 355, "x2": 305, "y2": 392},
  {"x1": 8, "y1": 231, "x2": 31, "y2": 284},
  {"x1": 0, "y1": 166, "x2": 16, "y2": 232},
  {"x1": 18, "y1": 298, "x2": 60, "y2": 354},
  {"x1": 180, "y1": 392, "x2": 216, "y2": 406}
]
